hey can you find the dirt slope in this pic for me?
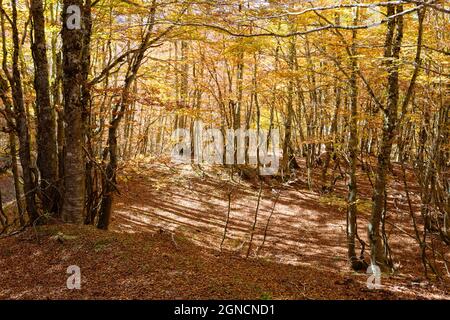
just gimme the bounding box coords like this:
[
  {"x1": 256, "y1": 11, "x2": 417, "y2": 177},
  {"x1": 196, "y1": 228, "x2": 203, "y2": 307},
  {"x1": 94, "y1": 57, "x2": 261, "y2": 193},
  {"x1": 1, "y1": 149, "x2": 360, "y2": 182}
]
[
  {"x1": 0, "y1": 224, "x2": 447, "y2": 300},
  {"x1": 0, "y1": 160, "x2": 448, "y2": 299}
]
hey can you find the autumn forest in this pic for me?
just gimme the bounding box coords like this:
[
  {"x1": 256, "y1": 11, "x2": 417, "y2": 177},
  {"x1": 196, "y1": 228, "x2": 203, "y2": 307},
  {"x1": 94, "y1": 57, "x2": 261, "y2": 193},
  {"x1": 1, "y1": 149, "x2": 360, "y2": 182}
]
[{"x1": 0, "y1": 0, "x2": 449, "y2": 300}]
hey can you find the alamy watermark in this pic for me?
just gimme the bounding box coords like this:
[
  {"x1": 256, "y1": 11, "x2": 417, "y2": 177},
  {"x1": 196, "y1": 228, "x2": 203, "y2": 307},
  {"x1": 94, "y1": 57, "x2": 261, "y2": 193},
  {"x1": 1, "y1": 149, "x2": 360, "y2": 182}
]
[
  {"x1": 66, "y1": 5, "x2": 81, "y2": 30},
  {"x1": 366, "y1": 264, "x2": 382, "y2": 290},
  {"x1": 66, "y1": 265, "x2": 81, "y2": 290},
  {"x1": 171, "y1": 120, "x2": 280, "y2": 175}
]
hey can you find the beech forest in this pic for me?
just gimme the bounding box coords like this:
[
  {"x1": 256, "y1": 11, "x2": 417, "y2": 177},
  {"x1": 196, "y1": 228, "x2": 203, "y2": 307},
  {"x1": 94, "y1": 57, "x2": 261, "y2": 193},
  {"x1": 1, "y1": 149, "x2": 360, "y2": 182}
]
[{"x1": 0, "y1": 0, "x2": 449, "y2": 300}]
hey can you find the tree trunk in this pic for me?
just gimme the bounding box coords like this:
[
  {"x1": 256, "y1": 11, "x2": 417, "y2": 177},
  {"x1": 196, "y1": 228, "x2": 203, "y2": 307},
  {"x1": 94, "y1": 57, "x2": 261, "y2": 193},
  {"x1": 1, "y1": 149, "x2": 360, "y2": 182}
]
[
  {"x1": 30, "y1": 0, "x2": 58, "y2": 214},
  {"x1": 282, "y1": 38, "x2": 295, "y2": 177},
  {"x1": 369, "y1": 2, "x2": 404, "y2": 271},
  {"x1": 347, "y1": 8, "x2": 361, "y2": 270},
  {"x1": 0, "y1": 76, "x2": 24, "y2": 225},
  {"x1": 9, "y1": 0, "x2": 39, "y2": 223}
]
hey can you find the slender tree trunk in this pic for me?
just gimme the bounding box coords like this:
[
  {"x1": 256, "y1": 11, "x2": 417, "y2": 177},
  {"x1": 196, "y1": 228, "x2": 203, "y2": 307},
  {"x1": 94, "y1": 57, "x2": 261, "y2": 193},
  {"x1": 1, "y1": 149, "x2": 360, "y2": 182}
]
[
  {"x1": 0, "y1": 76, "x2": 24, "y2": 225},
  {"x1": 369, "y1": 2, "x2": 404, "y2": 271},
  {"x1": 0, "y1": 6, "x2": 24, "y2": 225},
  {"x1": 97, "y1": 1, "x2": 157, "y2": 229},
  {"x1": 50, "y1": 3, "x2": 64, "y2": 214},
  {"x1": 347, "y1": 8, "x2": 361, "y2": 270},
  {"x1": 282, "y1": 38, "x2": 295, "y2": 177},
  {"x1": 81, "y1": 0, "x2": 95, "y2": 224},
  {"x1": 9, "y1": 0, "x2": 38, "y2": 223}
]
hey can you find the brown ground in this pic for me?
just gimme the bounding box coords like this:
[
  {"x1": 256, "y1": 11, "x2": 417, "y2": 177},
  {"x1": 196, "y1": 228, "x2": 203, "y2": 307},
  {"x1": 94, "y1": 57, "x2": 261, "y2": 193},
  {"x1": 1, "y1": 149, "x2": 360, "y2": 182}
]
[{"x1": 0, "y1": 158, "x2": 449, "y2": 299}]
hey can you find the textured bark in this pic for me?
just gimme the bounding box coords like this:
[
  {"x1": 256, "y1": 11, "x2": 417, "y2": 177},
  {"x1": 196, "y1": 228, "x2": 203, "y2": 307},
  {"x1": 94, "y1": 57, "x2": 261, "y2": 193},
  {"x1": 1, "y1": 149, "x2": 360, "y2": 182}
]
[
  {"x1": 50, "y1": 2, "x2": 64, "y2": 208},
  {"x1": 53, "y1": 50, "x2": 65, "y2": 213},
  {"x1": 9, "y1": 0, "x2": 39, "y2": 223},
  {"x1": 61, "y1": 0, "x2": 86, "y2": 223},
  {"x1": 369, "y1": 2, "x2": 404, "y2": 271},
  {"x1": 282, "y1": 39, "x2": 295, "y2": 176},
  {"x1": 30, "y1": 0, "x2": 58, "y2": 214}
]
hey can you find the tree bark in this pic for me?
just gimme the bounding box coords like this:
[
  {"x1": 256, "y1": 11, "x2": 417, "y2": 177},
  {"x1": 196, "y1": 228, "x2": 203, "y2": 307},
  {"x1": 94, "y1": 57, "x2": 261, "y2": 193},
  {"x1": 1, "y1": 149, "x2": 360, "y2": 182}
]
[
  {"x1": 0, "y1": 75, "x2": 24, "y2": 226},
  {"x1": 369, "y1": 2, "x2": 404, "y2": 271},
  {"x1": 97, "y1": 1, "x2": 157, "y2": 230},
  {"x1": 30, "y1": 0, "x2": 58, "y2": 214},
  {"x1": 9, "y1": 0, "x2": 39, "y2": 223},
  {"x1": 347, "y1": 7, "x2": 360, "y2": 270},
  {"x1": 282, "y1": 38, "x2": 296, "y2": 177},
  {"x1": 61, "y1": 0, "x2": 86, "y2": 223}
]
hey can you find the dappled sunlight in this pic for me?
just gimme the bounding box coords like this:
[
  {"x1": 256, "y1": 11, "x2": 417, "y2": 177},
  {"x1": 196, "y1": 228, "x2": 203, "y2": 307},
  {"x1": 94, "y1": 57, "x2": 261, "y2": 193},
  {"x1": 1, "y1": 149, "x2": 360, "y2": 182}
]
[{"x1": 111, "y1": 161, "x2": 450, "y2": 299}]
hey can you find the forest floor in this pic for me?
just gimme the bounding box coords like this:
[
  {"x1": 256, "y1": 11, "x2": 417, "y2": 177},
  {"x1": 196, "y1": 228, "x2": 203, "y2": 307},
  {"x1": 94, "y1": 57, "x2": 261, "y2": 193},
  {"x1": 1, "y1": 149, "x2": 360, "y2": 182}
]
[{"x1": 0, "y1": 157, "x2": 449, "y2": 299}]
